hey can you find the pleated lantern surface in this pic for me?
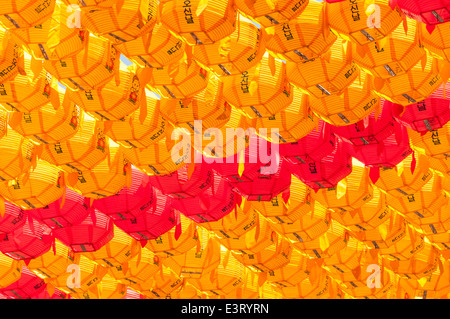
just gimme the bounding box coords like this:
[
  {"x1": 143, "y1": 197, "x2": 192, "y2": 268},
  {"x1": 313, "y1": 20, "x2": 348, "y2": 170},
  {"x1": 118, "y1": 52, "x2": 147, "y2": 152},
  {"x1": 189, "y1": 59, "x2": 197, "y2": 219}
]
[
  {"x1": 39, "y1": 113, "x2": 108, "y2": 173},
  {"x1": 406, "y1": 197, "x2": 450, "y2": 237},
  {"x1": 81, "y1": 0, "x2": 158, "y2": 43},
  {"x1": 97, "y1": 275, "x2": 128, "y2": 299},
  {"x1": 147, "y1": 153, "x2": 215, "y2": 199},
  {"x1": 8, "y1": 92, "x2": 81, "y2": 145},
  {"x1": 0, "y1": 253, "x2": 22, "y2": 288},
  {"x1": 314, "y1": 165, "x2": 374, "y2": 213},
  {"x1": 409, "y1": 120, "x2": 450, "y2": 159},
  {"x1": 0, "y1": 267, "x2": 47, "y2": 299},
  {"x1": 351, "y1": 17, "x2": 426, "y2": 79},
  {"x1": 234, "y1": 0, "x2": 309, "y2": 28},
  {"x1": 80, "y1": 226, "x2": 140, "y2": 268},
  {"x1": 221, "y1": 55, "x2": 293, "y2": 119},
  {"x1": 144, "y1": 214, "x2": 197, "y2": 258},
  {"x1": 93, "y1": 168, "x2": 156, "y2": 221},
  {"x1": 288, "y1": 136, "x2": 352, "y2": 190},
  {"x1": 0, "y1": 124, "x2": 35, "y2": 182},
  {"x1": 0, "y1": 216, "x2": 53, "y2": 261},
  {"x1": 326, "y1": 0, "x2": 403, "y2": 46},
  {"x1": 373, "y1": 54, "x2": 443, "y2": 106},
  {"x1": 192, "y1": 19, "x2": 266, "y2": 77},
  {"x1": 60, "y1": 0, "x2": 118, "y2": 8},
  {"x1": 121, "y1": 137, "x2": 188, "y2": 176},
  {"x1": 420, "y1": 21, "x2": 450, "y2": 61},
  {"x1": 266, "y1": 248, "x2": 310, "y2": 289},
  {"x1": 137, "y1": 266, "x2": 183, "y2": 299},
  {"x1": 279, "y1": 120, "x2": 336, "y2": 164},
  {"x1": 10, "y1": 1, "x2": 87, "y2": 61},
  {"x1": 113, "y1": 188, "x2": 175, "y2": 242},
  {"x1": 0, "y1": 54, "x2": 60, "y2": 113},
  {"x1": 309, "y1": 69, "x2": 380, "y2": 126},
  {"x1": 264, "y1": 0, "x2": 337, "y2": 63},
  {"x1": 0, "y1": 159, "x2": 64, "y2": 210},
  {"x1": 159, "y1": 76, "x2": 230, "y2": 134},
  {"x1": 164, "y1": 228, "x2": 221, "y2": 279},
  {"x1": 253, "y1": 87, "x2": 319, "y2": 144},
  {"x1": 277, "y1": 269, "x2": 334, "y2": 299},
  {"x1": 160, "y1": 0, "x2": 236, "y2": 46},
  {"x1": 65, "y1": 144, "x2": 128, "y2": 199},
  {"x1": 392, "y1": 83, "x2": 450, "y2": 132},
  {"x1": 29, "y1": 187, "x2": 90, "y2": 229},
  {"x1": 171, "y1": 173, "x2": 237, "y2": 223},
  {"x1": 43, "y1": 34, "x2": 118, "y2": 90},
  {"x1": 103, "y1": 92, "x2": 166, "y2": 149},
  {"x1": 114, "y1": 23, "x2": 185, "y2": 69},
  {"x1": 0, "y1": 200, "x2": 27, "y2": 238},
  {"x1": 395, "y1": 0, "x2": 450, "y2": 26},
  {"x1": 145, "y1": 59, "x2": 210, "y2": 99},
  {"x1": 53, "y1": 208, "x2": 113, "y2": 252},
  {"x1": 0, "y1": 30, "x2": 22, "y2": 84},
  {"x1": 286, "y1": 38, "x2": 359, "y2": 99},
  {"x1": 0, "y1": 0, "x2": 56, "y2": 29}
]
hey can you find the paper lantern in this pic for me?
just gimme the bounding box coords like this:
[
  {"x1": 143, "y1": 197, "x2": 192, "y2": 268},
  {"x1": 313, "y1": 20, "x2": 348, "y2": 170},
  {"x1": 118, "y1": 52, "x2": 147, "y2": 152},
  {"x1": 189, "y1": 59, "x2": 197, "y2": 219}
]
[
  {"x1": 65, "y1": 145, "x2": 128, "y2": 199},
  {"x1": 252, "y1": 87, "x2": 319, "y2": 144},
  {"x1": 234, "y1": 0, "x2": 309, "y2": 28},
  {"x1": 420, "y1": 21, "x2": 450, "y2": 61},
  {"x1": 0, "y1": 0, "x2": 56, "y2": 29},
  {"x1": 114, "y1": 23, "x2": 185, "y2": 69},
  {"x1": 0, "y1": 30, "x2": 22, "y2": 84},
  {"x1": 394, "y1": 0, "x2": 450, "y2": 27},
  {"x1": 330, "y1": 187, "x2": 392, "y2": 232},
  {"x1": 113, "y1": 188, "x2": 175, "y2": 241},
  {"x1": 192, "y1": 19, "x2": 266, "y2": 76},
  {"x1": 279, "y1": 120, "x2": 336, "y2": 164},
  {"x1": 81, "y1": 0, "x2": 157, "y2": 43},
  {"x1": 43, "y1": 34, "x2": 118, "y2": 90},
  {"x1": 0, "y1": 159, "x2": 64, "y2": 210},
  {"x1": 39, "y1": 113, "x2": 109, "y2": 173},
  {"x1": 137, "y1": 265, "x2": 183, "y2": 299},
  {"x1": 145, "y1": 59, "x2": 210, "y2": 100},
  {"x1": 351, "y1": 17, "x2": 426, "y2": 79},
  {"x1": 409, "y1": 120, "x2": 450, "y2": 160},
  {"x1": 314, "y1": 165, "x2": 374, "y2": 213},
  {"x1": 53, "y1": 209, "x2": 113, "y2": 253},
  {"x1": 160, "y1": 0, "x2": 237, "y2": 46},
  {"x1": 144, "y1": 214, "x2": 197, "y2": 258},
  {"x1": 80, "y1": 226, "x2": 140, "y2": 268},
  {"x1": 8, "y1": 92, "x2": 81, "y2": 145},
  {"x1": 10, "y1": 1, "x2": 87, "y2": 61},
  {"x1": 96, "y1": 275, "x2": 128, "y2": 299},
  {"x1": 288, "y1": 136, "x2": 352, "y2": 190},
  {"x1": 373, "y1": 54, "x2": 443, "y2": 106},
  {"x1": 164, "y1": 228, "x2": 221, "y2": 279},
  {"x1": 264, "y1": 1, "x2": 337, "y2": 63},
  {"x1": 326, "y1": 0, "x2": 403, "y2": 46},
  {"x1": 0, "y1": 253, "x2": 23, "y2": 288},
  {"x1": 392, "y1": 84, "x2": 450, "y2": 132},
  {"x1": 266, "y1": 248, "x2": 310, "y2": 289},
  {"x1": 379, "y1": 222, "x2": 426, "y2": 261},
  {"x1": 171, "y1": 173, "x2": 237, "y2": 223},
  {"x1": 0, "y1": 200, "x2": 27, "y2": 239},
  {"x1": 309, "y1": 69, "x2": 380, "y2": 126},
  {"x1": 0, "y1": 266, "x2": 47, "y2": 299},
  {"x1": 60, "y1": 0, "x2": 118, "y2": 8},
  {"x1": 0, "y1": 124, "x2": 35, "y2": 182},
  {"x1": 287, "y1": 38, "x2": 359, "y2": 99},
  {"x1": 221, "y1": 55, "x2": 293, "y2": 119},
  {"x1": 250, "y1": 175, "x2": 314, "y2": 224},
  {"x1": 278, "y1": 270, "x2": 335, "y2": 299},
  {"x1": 29, "y1": 188, "x2": 90, "y2": 229},
  {"x1": 0, "y1": 54, "x2": 60, "y2": 113},
  {"x1": 0, "y1": 215, "x2": 53, "y2": 261}
]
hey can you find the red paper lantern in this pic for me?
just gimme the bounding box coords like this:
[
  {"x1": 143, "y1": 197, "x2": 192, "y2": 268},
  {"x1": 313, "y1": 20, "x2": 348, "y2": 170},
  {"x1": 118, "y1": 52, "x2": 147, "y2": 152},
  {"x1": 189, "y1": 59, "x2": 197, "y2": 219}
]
[
  {"x1": 393, "y1": 0, "x2": 450, "y2": 28},
  {"x1": 0, "y1": 267, "x2": 47, "y2": 299},
  {"x1": 0, "y1": 200, "x2": 26, "y2": 237}
]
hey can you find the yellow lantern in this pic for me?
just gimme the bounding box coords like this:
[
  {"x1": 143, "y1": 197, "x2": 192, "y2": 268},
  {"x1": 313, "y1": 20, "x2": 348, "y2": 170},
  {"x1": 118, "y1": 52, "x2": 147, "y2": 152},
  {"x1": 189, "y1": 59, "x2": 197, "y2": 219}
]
[
  {"x1": 60, "y1": 0, "x2": 118, "y2": 8},
  {"x1": 0, "y1": 29, "x2": 22, "y2": 84},
  {"x1": 379, "y1": 222, "x2": 426, "y2": 261},
  {"x1": 338, "y1": 268, "x2": 395, "y2": 299},
  {"x1": 278, "y1": 270, "x2": 336, "y2": 299},
  {"x1": 192, "y1": 19, "x2": 266, "y2": 77},
  {"x1": 0, "y1": 0, "x2": 56, "y2": 29},
  {"x1": 97, "y1": 275, "x2": 128, "y2": 299},
  {"x1": 308, "y1": 69, "x2": 380, "y2": 126},
  {"x1": 266, "y1": 248, "x2": 310, "y2": 288},
  {"x1": 0, "y1": 253, "x2": 23, "y2": 288},
  {"x1": 27, "y1": 240, "x2": 73, "y2": 280},
  {"x1": 8, "y1": 92, "x2": 80, "y2": 145},
  {"x1": 221, "y1": 55, "x2": 293, "y2": 119},
  {"x1": 409, "y1": 122, "x2": 450, "y2": 159},
  {"x1": 39, "y1": 113, "x2": 108, "y2": 173},
  {"x1": 234, "y1": 0, "x2": 309, "y2": 28},
  {"x1": 43, "y1": 34, "x2": 118, "y2": 90},
  {"x1": 114, "y1": 23, "x2": 185, "y2": 69},
  {"x1": 0, "y1": 159, "x2": 64, "y2": 210},
  {"x1": 286, "y1": 38, "x2": 359, "y2": 99},
  {"x1": 160, "y1": 0, "x2": 237, "y2": 46},
  {"x1": 10, "y1": 1, "x2": 87, "y2": 61},
  {"x1": 419, "y1": 21, "x2": 450, "y2": 62},
  {"x1": 264, "y1": 1, "x2": 337, "y2": 63},
  {"x1": 103, "y1": 92, "x2": 167, "y2": 149},
  {"x1": 81, "y1": 0, "x2": 158, "y2": 43},
  {"x1": 326, "y1": 0, "x2": 403, "y2": 46},
  {"x1": 137, "y1": 265, "x2": 184, "y2": 299},
  {"x1": 145, "y1": 59, "x2": 210, "y2": 99}
]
